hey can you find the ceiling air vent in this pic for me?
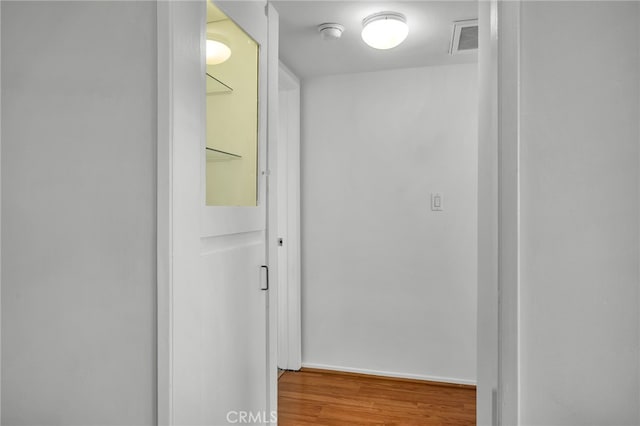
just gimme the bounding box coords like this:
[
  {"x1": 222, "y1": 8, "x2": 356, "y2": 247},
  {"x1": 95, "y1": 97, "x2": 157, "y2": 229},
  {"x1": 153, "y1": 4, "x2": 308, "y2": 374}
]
[{"x1": 449, "y1": 19, "x2": 478, "y2": 55}]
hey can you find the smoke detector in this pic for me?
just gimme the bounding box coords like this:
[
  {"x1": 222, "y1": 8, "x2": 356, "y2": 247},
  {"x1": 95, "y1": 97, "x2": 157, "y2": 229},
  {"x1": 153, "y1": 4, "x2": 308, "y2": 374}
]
[
  {"x1": 449, "y1": 19, "x2": 478, "y2": 54},
  {"x1": 318, "y1": 23, "x2": 345, "y2": 40}
]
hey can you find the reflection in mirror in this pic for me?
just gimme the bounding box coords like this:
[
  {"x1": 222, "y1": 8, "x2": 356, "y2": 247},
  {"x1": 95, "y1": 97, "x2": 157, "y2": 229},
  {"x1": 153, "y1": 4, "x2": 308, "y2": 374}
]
[{"x1": 205, "y1": 1, "x2": 259, "y2": 206}]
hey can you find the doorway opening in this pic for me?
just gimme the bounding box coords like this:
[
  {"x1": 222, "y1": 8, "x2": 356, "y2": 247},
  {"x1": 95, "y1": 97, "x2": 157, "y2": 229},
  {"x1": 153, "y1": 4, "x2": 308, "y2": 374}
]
[
  {"x1": 272, "y1": 1, "x2": 481, "y2": 425},
  {"x1": 157, "y1": 0, "x2": 502, "y2": 424}
]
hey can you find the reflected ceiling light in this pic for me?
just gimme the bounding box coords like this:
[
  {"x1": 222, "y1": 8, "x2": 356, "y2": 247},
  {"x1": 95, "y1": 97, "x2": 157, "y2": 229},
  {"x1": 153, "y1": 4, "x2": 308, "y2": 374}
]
[
  {"x1": 361, "y1": 12, "x2": 408, "y2": 50},
  {"x1": 206, "y1": 39, "x2": 231, "y2": 65}
]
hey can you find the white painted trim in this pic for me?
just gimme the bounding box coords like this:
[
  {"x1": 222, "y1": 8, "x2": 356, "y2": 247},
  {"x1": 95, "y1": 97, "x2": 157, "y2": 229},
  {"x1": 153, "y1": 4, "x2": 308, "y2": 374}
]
[
  {"x1": 496, "y1": 1, "x2": 521, "y2": 425},
  {"x1": 156, "y1": 1, "x2": 174, "y2": 425},
  {"x1": 266, "y1": 4, "x2": 280, "y2": 426},
  {"x1": 0, "y1": 2, "x2": 3, "y2": 421},
  {"x1": 301, "y1": 363, "x2": 477, "y2": 387},
  {"x1": 477, "y1": 1, "x2": 499, "y2": 424},
  {"x1": 477, "y1": 0, "x2": 520, "y2": 424},
  {"x1": 637, "y1": 5, "x2": 640, "y2": 423},
  {"x1": 276, "y1": 60, "x2": 302, "y2": 372}
]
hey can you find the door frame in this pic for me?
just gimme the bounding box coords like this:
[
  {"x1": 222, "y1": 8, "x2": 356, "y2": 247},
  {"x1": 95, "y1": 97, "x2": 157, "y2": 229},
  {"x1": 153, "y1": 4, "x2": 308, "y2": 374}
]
[
  {"x1": 266, "y1": 3, "x2": 280, "y2": 423},
  {"x1": 275, "y1": 61, "x2": 302, "y2": 372},
  {"x1": 495, "y1": 2, "x2": 520, "y2": 424},
  {"x1": 0, "y1": 3, "x2": 3, "y2": 422},
  {"x1": 156, "y1": 0, "x2": 519, "y2": 425},
  {"x1": 477, "y1": 0, "x2": 521, "y2": 425},
  {"x1": 156, "y1": 2, "x2": 172, "y2": 423}
]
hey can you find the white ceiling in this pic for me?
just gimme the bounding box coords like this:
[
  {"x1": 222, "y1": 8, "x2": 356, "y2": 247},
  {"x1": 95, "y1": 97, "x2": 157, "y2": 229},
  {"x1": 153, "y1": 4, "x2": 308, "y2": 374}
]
[{"x1": 273, "y1": 1, "x2": 478, "y2": 79}]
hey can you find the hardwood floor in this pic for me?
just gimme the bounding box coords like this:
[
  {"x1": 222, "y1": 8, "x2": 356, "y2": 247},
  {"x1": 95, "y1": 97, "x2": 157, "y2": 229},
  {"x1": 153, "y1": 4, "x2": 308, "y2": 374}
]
[{"x1": 278, "y1": 368, "x2": 476, "y2": 426}]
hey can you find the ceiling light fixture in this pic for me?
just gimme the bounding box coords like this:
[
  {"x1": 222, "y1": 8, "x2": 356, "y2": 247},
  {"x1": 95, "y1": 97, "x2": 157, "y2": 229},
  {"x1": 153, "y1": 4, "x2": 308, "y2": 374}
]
[
  {"x1": 361, "y1": 12, "x2": 408, "y2": 50},
  {"x1": 206, "y1": 39, "x2": 231, "y2": 65}
]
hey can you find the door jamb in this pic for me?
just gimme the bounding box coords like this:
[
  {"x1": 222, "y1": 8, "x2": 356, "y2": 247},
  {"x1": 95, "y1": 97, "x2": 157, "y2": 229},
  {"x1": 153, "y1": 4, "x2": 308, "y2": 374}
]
[
  {"x1": 266, "y1": 3, "x2": 280, "y2": 424},
  {"x1": 276, "y1": 61, "x2": 302, "y2": 372},
  {"x1": 477, "y1": 0, "x2": 521, "y2": 424},
  {"x1": 156, "y1": 1, "x2": 173, "y2": 424},
  {"x1": 495, "y1": 1, "x2": 521, "y2": 424},
  {"x1": 0, "y1": 3, "x2": 3, "y2": 421}
]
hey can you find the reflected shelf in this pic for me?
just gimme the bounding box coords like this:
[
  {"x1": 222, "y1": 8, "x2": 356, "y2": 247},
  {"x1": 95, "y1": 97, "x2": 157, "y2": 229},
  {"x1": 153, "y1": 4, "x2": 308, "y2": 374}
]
[
  {"x1": 207, "y1": 73, "x2": 233, "y2": 94},
  {"x1": 206, "y1": 147, "x2": 242, "y2": 162}
]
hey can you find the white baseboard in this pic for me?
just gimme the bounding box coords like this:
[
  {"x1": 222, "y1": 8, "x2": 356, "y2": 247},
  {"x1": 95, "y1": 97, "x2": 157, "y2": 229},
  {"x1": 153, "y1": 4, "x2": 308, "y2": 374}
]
[{"x1": 301, "y1": 362, "x2": 477, "y2": 387}]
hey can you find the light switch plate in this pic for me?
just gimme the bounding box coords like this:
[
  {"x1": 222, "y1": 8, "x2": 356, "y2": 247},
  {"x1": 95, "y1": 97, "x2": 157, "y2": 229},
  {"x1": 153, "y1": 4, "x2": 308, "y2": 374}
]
[{"x1": 431, "y1": 193, "x2": 443, "y2": 211}]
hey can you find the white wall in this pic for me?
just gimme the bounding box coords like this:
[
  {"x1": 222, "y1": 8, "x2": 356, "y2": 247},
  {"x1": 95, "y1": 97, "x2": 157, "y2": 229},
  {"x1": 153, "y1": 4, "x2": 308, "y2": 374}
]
[
  {"x1": 301, "y1": 64, "x2": 478, "y2": 383},
  {"x1": 518, "y1": 2, "x2": 640, "y2": 424},
  {"x1": 1, "y1": 2, "x2": 156, "y2": 424}
]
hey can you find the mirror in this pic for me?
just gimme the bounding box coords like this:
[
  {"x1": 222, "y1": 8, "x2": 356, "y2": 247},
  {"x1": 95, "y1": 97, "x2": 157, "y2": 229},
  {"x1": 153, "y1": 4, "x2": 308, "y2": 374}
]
[{"x1": 205, "y1": 2, "x2": 259, "y2": 206}]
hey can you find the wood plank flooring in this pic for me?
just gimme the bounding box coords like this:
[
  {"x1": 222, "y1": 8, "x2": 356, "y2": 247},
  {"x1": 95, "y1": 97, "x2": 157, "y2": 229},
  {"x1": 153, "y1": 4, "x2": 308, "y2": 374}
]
[{"x1": 278, "y1": 369, "x2": 476, "y2": 426}]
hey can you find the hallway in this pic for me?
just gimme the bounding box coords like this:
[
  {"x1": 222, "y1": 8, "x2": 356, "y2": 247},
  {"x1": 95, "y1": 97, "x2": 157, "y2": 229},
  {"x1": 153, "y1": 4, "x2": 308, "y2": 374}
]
[
  {"x1": 2, "y1": 1, "x2": 640, "y2": 425},
  {"x1": 278, "y1": 369, "x2": 476, "y2": 425}
]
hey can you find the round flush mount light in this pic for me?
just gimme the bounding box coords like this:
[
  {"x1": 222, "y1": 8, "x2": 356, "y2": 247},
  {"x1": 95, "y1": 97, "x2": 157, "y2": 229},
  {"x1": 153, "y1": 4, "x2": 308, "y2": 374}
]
[
  {"x1": 361, "y1": 12, "x2": 409, "y2": 50},
  {"x1": 318, "y1": 23, "x2": 345, "y2": 41},
  {"x1": 206, "y1": 39, "x2": 231, "y2": 65}
]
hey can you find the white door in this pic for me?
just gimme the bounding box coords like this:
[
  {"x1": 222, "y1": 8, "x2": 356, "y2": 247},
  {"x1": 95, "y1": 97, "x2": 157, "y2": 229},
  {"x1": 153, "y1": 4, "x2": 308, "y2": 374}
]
[
  {"x1": 159, "y1": 1, "x2": 274, "y2": 425},
  {"x1": 200, "y1": 1, "x2": 270, "y2": 424}
]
